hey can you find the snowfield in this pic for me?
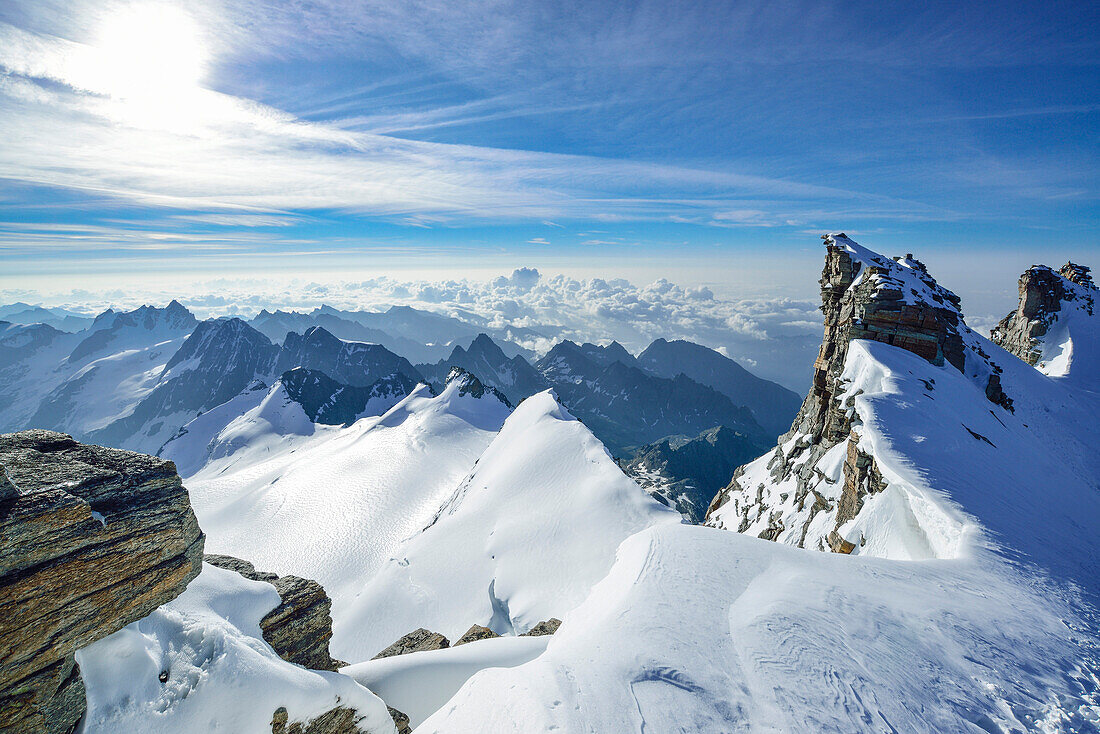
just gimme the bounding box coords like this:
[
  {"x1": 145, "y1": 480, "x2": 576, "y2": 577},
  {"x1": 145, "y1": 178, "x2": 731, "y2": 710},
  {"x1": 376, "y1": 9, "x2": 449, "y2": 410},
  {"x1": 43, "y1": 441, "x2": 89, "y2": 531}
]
[
  {"x1": 419, "y1": 524, "x2": 1099, "y2": 733},
  {"x1": 177, "y1": 378, "x2": 511, "y2": 628}
]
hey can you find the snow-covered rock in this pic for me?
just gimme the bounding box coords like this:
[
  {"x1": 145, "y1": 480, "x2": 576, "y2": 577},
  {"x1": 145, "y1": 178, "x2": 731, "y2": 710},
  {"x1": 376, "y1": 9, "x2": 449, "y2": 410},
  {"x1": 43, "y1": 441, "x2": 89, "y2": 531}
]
[
  {"x1": 991, "y1": 262, "x2": 1097, "y2": 381},
  {"x1": 77, "y1": 563, "x2": 396, "y2": 734}
]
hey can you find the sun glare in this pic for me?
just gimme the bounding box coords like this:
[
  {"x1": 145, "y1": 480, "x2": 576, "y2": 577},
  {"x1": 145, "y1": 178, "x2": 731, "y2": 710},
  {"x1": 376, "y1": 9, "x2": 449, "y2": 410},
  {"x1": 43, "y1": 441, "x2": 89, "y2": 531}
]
[{"x1": 93, "y1": 3, "x2": 206, "y2": 99}]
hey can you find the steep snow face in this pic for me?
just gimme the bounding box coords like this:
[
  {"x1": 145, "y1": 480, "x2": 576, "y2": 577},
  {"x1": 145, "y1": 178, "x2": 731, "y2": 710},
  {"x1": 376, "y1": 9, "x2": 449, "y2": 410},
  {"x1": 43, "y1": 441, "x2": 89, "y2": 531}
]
[
  {"x1": 332, "y1": 391, "x2": 680, "y2": 662},
  {"x1": 68, "y1": 301, "x2": 196, "y2": 364},
  {"x1": 77, "y1": 563, "x2": 395, "y2": 734},
  {"x1": 419, "y1": 525, "x2": 1100, "y2": 733},
  {"x1": 182, "y1": 378, "x2": 512, "y2": 639}
]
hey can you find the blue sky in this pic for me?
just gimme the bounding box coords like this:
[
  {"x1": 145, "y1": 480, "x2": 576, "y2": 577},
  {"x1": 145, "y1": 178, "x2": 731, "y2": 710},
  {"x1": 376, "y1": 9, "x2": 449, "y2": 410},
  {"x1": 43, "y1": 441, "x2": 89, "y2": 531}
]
[{"x1": 0, "y1": 0, "x2": 1098, "y2": 303}]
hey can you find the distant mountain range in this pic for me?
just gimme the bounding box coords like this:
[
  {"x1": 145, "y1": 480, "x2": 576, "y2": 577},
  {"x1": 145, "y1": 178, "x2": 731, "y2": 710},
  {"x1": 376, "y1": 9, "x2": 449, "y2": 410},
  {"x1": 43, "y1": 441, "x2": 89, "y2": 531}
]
[{"x1": 0, "y1": 299, "x2": 801, "y2": 515}]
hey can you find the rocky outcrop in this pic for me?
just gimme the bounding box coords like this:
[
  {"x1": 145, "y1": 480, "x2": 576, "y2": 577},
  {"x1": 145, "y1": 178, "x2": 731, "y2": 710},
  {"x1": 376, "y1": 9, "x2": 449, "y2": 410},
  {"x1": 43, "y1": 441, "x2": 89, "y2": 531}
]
[
  {"x1": 706, "y1": 234, "x2": 1013, "y2": 552},
  {"x1": 521, "y1": 618, "x2": 562, "y2": 636},
  {"x1": 371, "y1": 628, "x2": 450, "y2": 659},
  {"x1": 0, "y1": 430, "x2": 203, "y2": 734},
  {"x1": 454, "y1": 624, "x2": 500, "y2": 646},
  {"x1": 271, "y1": 705, "x2": 378, "y2": 734},
  {"x1": 991, "y1": 262, "x2": 1096, "y2": 365},
  {"x1": 204, "y1": 554, "x2": 343, "y2": 671}
]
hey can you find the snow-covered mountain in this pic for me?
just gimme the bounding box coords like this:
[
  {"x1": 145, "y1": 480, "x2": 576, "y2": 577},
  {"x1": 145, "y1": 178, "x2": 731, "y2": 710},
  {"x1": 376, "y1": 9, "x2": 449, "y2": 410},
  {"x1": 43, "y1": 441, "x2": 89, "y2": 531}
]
[
  {"x1": 536, "y1": 339, "x2": 769, "y2": 455},
  {"x1": 331, "y1": 390, "x2": 681, "y2": 661},
  {"x1": 417, "y1": 333, "x2": 549, "y2": 405},
  {"x1": 0, "y1": 303, "x2": 93, "y2": 332},
  {"x1": 0, "y1": 302, "x2": 199, "y2": 439},
  {"x1": 85, "y1": 317, "x2": 279, "y2": 453},
  {"x1": 413, "y1": 235, "x2": 1100, "y2": 732},
  {"x1": 177, "y1": 371, "x2": 512, "y2": 636},
  {"x1": 637, "y1": 337, "x2": 803, "y2": 437}
]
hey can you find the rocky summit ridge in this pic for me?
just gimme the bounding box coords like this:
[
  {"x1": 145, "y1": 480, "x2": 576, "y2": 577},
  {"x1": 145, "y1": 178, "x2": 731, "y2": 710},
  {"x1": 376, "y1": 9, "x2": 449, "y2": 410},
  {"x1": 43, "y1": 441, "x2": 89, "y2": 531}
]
[
  {"x1": 991, "y1": 262, "x2": 1096, "y2": 366},
  {"x1": 705, "y1": 234, "x2": 1016, "y2": 554}
]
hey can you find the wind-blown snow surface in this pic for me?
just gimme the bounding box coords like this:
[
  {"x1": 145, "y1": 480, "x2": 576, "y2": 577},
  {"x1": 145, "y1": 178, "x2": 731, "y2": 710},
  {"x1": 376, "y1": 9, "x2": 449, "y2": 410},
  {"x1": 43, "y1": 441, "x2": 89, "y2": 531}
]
[
  {"x1": 331, "y1": 392, "x2": 681, "y2": 661},
  {"x1": 420, "y1": 525, "x2": 1099, "y2": 733},
  {"x1": 178, "y1": 379, "x2": 511, "y2": 635},
  {"x1": 77, "y1": 564, "x2": 395, "y2": 734},
  {"x1": 344, "y1": 636, "x2": 550, "y2": 728}
]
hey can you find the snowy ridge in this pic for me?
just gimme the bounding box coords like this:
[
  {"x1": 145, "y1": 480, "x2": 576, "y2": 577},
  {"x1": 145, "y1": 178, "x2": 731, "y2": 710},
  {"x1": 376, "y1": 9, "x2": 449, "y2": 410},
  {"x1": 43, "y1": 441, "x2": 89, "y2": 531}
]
[
  {"x1": 180, "y1": 375, "x2": 512, "y2": 651},
  {"x1": 330, "y1": 389, "x2": 680, "y2": 662}
]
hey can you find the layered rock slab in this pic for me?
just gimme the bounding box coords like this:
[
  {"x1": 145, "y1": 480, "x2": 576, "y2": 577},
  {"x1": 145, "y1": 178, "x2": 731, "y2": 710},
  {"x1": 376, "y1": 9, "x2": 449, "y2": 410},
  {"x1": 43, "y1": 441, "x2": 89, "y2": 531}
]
[
  {"x1": 0, "y1": 430, "x2": 203, "y2": 733},
  {"x1": 204, "y1": 553, "x2": 343, "y2": 671}
]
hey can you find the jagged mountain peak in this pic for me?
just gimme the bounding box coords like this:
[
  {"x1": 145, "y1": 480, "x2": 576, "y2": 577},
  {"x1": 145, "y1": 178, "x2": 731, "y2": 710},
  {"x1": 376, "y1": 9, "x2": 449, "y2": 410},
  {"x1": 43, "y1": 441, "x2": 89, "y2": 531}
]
[
  {"x1": 991, "y1": 261, "x2": 1097, "y2": 376},
  {"x1": 445, "y1": 366, "x2": 512, "y2": 407},
  {"x1": 706, "y1": 235, "x2": 1100, "y2": 592}
]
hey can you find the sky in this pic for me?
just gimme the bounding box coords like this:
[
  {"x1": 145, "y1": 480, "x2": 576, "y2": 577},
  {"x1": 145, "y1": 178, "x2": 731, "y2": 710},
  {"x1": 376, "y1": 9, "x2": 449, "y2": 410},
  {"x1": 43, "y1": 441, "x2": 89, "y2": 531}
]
[{"x1": 0, "y1": 0, "x2": 1098, "y2": 369}]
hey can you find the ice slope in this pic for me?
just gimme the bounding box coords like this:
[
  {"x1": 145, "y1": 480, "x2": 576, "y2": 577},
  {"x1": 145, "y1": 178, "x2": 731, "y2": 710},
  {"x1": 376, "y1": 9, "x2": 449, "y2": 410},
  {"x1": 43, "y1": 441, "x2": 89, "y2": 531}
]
[
  {"x1": 343, "y1": 635, "x2": 550, "y2": 728},
  {"x1": 1033, "y1": 278, "x2": 1099, "y2": 383},
  {"x1": 332, "y1": 391, "x2": 681, "y2": 662},
  {"x1": 182, "y1": 378, "x2": 512, "y2": 633},
  {"x1": 76, "y1": 563, "x2": 395, "y2": 734},
  {"x1": 421, "y1": 524, "x2": 1099, "y2": 733}
]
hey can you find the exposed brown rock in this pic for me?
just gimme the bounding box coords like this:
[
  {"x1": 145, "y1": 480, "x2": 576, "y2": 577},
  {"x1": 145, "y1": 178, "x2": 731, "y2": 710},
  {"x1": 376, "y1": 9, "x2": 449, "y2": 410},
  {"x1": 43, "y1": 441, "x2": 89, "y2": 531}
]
[
  {"x1": 371, "y1": 628, "x2": 450, "y2": 659},
  {"x1": 706, "y1": 234, "x2": 1014, "y2": 552},
  {"x1": 204, "y1": 554, "x2": 343, "y2": 671},
  {"x1": 453, "y1": 624, "x2": 500, "y2": 646},
  {"x1": 271, "y1": 705, "x2": 375, "y2": 734},
  {"x1": 521, "y1": 618, "x2": 562, "y2": 637},
  {"x1": 991, "y1": 263, "x2": 1096, "y2": 365},
  {"x1": 0, "y1": 430, "x2": 204, "y2": 734}
]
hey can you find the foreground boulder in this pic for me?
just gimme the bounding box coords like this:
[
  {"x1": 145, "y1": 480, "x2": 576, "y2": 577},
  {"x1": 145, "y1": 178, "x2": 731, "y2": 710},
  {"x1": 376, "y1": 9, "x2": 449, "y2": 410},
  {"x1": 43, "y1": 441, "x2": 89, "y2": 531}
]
[
  {"x1": 372, "y1": 628, "x2": 450, "y2": 659},
  {"x1": 0, "y1": 430, "x2": 203, "y2": 733},
  {"x1": 204, "y1": 554, "x2": 344, "y2": 671}
]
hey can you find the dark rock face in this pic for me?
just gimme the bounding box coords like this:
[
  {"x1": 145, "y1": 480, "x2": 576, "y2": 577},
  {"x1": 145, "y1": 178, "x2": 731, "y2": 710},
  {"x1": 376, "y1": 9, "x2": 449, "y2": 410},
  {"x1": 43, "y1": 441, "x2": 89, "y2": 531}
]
[
  {"x1": 521, "y1": 618, "x2": 562, "y2": 636},
  {"x1": 453, "y1": 624, "x2": 500, "y2": 646},
  {"x1": 0, "y1": 430, "x2": 203, "y2": 733},
  {"x1": 445, "y1": 367, "x2": 512, "y2": 407},
  {"x1": 537, "y1": 341, "x2": 769, "y2": 456},
  {"x1": 204, "y1": 554, "x2": 343, "y2": 672},
  {"x1": 706, "y1": 234, "x2": 1013, "y2": 551},
  {"x1": 621, "y1": 425, "x2": 765, "y2": 522},
  {"x1": 280, "y1": 368, "x2": 418, "y2": 426},
  {"x1": 275, "y1": 327, "x2": 424, "y2": 388},
  {"x1": 991, "y1": 263, "x2": 1096, "y2": 365},
  {"x1": 417, "y1": 333, "x2": 549, "y2": 405},
  {"x1": 372, "y1": 628, "x2": 450, "y2": 659},
  {"x1": 637, "y1": 338, "x2": 803, "y2": 438}
]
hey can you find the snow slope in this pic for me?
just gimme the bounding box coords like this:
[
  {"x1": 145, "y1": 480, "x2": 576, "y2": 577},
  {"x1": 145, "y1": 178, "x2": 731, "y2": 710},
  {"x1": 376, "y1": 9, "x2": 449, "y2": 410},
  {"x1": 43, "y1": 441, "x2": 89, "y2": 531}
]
[
  {"x1": 343, "y1": 635, "x2": 550, "y2": 728},
  {"x1": 332, "y1": 391, "x2": 681, "y2": 662},
  {"x1": 420, "y1": 524, "x2": 1099, "y2": 733},
  {"x1": 77, "y1": 563, "x2": 395, "y2": 734},
  {"x1": 181, "y1": 377, "x2": 512, "y2": 638}
]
